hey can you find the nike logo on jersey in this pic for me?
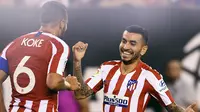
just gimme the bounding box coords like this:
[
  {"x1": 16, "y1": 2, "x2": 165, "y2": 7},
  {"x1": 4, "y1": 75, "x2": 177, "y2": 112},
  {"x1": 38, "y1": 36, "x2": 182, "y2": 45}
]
[
  {"x1": 21, "y1": 38, "x2": 44, "y2": 47},
  {"x1": 104, "y1": 94, "x2": 129, "y2": 108}
]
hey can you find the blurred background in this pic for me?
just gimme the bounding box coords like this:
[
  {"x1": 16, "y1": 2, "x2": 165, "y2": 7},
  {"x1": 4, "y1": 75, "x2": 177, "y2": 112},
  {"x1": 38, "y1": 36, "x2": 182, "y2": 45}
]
[{"x1": 0, "y1": 0, "x2": 200, "y2": 112}]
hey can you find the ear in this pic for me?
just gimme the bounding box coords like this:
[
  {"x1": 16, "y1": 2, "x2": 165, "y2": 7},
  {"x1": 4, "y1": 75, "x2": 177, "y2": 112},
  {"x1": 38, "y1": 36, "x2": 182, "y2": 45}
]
[
  {"x1": 59, "y1": 19, "x2": 65, "y2": 29},
  {"x1": 140, "y1": 45, "x2": 148, "y2": 56}
]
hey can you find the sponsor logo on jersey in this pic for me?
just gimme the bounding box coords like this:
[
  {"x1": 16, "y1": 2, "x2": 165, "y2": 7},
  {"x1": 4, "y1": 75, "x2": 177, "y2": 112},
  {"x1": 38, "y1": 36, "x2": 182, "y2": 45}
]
[
  {"x1": 158, "y1": 79, "x2": 168, "y2": 92},
  {"x1": 104, "y1": 94, "x2": 129, "y2": 107},
  {"x1": 127, "y1": 80, "x2": 137, "y2": 91}
]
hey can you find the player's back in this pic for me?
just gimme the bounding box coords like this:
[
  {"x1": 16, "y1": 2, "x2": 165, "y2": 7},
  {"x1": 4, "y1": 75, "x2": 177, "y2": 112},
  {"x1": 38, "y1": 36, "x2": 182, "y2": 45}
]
[{"x1": 5, "y1": 32, "x2": 69, "y2": 112}]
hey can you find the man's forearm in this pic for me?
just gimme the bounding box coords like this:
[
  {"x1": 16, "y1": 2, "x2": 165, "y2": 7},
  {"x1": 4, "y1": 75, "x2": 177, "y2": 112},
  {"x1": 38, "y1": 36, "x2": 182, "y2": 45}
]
[
  {"x1": 73, "y1": 60, "x2": 93, "y2": 99},
  {"x1": 166, "y1": 103, "x2": 185, "y2": 112},
  {"x1": 47, "y1": 73, "x2": 70, "y2": 91},
  {"x1": 53, "y1": 78, "x2": 70, "y2": 91},
  {"x1": 0, "y1": 83, "x2": 6, "y2": 112},
  {"x1": 0, "y1": 70, "x2": 8, "y2": 112},
  {"x1": 77, "y1": 98, "x2": 89, "y2": 112},
  {"x1": 73, "y1": 61, "x2": 84, "y2": 85}
]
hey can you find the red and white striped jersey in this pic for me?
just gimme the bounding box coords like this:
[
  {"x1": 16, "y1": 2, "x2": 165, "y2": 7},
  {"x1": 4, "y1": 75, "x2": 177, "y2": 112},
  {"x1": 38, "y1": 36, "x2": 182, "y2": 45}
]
[
  {"x1": 1, "y1": 32, "x2": 70, "y2": 112},
  {"x1": 86, "y1": 60, "x2": 174, "y2": 112}
]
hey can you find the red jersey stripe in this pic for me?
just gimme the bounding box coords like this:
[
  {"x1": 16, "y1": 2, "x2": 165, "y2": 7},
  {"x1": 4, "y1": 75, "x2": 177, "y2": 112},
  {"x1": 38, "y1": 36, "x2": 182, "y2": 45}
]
[{"x1": 122, "y1": 62, "x2": 142, "y2": 112}]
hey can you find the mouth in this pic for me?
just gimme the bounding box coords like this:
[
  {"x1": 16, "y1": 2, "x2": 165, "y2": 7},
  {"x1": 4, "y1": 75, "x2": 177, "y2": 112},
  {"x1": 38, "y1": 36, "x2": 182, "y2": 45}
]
[
  {"x1": 122, "y1": 51, "x2": 131, "y2": 55},
  {"x1": 121, "y1": 50, "x2": 132, "y2": 58}
]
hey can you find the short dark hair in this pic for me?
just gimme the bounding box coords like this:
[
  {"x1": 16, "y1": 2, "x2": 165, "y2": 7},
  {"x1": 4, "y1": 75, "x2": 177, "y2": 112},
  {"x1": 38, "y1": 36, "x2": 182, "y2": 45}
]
[
  {"x1": 125, "y1": 25, "x2": 148, "y2": 45},
  {"x1": 40, "y1": 1, "x2": 68, "y2": 24}
]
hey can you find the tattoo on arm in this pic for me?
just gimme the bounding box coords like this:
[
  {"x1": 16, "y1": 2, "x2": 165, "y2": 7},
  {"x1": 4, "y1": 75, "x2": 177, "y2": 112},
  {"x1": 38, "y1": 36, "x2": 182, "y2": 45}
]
[
  {"x1": 166, "y1": 103, "x2": 185, "y2": 112},
  {"x1": 73, "y1": 61, "x2": 93, "y2": 99}
]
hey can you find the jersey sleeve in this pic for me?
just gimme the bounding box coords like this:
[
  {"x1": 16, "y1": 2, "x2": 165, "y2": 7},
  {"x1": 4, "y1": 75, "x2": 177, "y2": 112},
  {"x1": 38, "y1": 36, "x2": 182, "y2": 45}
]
[
  {"x1": 47, "y1": 40, "x2": 70, "y2": 76},
  {"x1": 146, "y1": 71, "x2": 175, "y2": 106},
  {"x1": 0, "y1": 42, "x2": 13, "y2": 74},
  {"x1": 85, "y1": 65, "x2": 104, "y2": 93}
]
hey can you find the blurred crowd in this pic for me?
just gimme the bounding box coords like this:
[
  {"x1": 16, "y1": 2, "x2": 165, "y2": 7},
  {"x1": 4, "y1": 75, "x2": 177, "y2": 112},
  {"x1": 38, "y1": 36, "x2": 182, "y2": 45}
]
[{"x1": 0, "y1": 0, "x2": 200, "y2": 8}]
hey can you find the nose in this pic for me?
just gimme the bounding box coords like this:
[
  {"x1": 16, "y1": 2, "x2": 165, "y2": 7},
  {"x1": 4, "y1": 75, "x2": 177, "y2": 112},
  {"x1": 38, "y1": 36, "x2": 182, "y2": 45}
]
[{"x1": 123, "y1": 43, "x2": 131, "y2": 50}]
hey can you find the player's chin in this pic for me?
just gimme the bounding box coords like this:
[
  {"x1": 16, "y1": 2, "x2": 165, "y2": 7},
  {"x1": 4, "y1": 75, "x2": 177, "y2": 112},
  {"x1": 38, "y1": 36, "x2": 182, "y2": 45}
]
[
  {"x1": 121, "y1": 57, "x2": 132, "y2": 62},
  {"x1": 122, "y1": 59, "x2": 133, "y2": 65},
  {"x1": 121, "y1": 54, "x2": 131, "y2": 60}
]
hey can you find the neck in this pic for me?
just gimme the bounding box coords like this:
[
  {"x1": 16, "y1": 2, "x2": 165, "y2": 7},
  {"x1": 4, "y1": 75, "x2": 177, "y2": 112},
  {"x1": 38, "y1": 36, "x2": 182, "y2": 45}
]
[
  {"x1": 121, "y1": 59, "x2": 140, "y2": 75},
  {"x1": 39, "y1": 26, "x2": 59, "y2": 37}
]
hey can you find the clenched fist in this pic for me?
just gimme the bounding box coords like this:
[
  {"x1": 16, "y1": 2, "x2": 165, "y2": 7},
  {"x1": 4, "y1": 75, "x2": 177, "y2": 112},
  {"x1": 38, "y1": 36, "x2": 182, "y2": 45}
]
[
  {"x1": 65, "y1": 75, "x2": 81, "y2": 91},
  {"x1": 72, "y1": 41, "x2": 88, "y2": 61}
]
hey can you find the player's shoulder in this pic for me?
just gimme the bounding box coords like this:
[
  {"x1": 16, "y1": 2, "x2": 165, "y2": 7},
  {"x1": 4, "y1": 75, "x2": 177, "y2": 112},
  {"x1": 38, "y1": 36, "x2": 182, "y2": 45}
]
[
  {"x1": 140, "y1": 62, "x2": 162, "y2": 80},
  {"x1": 11, "y1": 32, "x2": 42, "y2": 44},
  {"x1": 98, "y1": 60, "x2": 121, "y2": 72},
  {"x1": 41, "y1": 32, "x2": 69, "y2": 49},
  {"x1": 13, "y1": 32, "x2": 69, "y2": 52},
  {"x1": 11, "y1": 32, "x2": 32, "y2": 43},
  {"x1": 5, "y1": 32, "x2": 32, "y2": 48},
  {"x1": 102, "y1": 60, "x2": 121, "y2": 66}
]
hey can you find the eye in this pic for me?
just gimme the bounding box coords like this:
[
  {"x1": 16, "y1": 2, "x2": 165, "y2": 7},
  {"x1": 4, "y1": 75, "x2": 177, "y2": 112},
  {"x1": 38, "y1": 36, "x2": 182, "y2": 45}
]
[
  {"x1": 121, "y1": 39, "x2": 126, "y2": 44},
  {"x1": 130, "y1": 41, "x2": 136, "y2": 46}
]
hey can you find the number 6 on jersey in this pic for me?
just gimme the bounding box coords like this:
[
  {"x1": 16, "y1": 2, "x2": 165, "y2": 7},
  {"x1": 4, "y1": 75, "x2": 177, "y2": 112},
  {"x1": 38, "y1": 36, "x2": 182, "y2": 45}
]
[{"x1": 13, "y1": 56, "x2": 36, "y2": 94}]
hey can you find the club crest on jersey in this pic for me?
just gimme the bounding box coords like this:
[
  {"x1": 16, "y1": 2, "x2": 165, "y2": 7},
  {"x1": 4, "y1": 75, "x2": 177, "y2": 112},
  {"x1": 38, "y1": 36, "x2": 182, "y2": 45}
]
[{"x1": 127, "y1": 80, "x2": 137, "y2": 91}]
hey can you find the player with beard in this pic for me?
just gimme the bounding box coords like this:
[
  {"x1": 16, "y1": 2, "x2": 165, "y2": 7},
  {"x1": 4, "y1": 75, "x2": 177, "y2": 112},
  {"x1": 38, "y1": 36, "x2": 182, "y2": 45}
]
[
  {"x1": 72, "y1": 25, "x2": 196, "y2": 112},
  {"x1": 0, "y1": 1, "x2": 80, "y2": 112}
]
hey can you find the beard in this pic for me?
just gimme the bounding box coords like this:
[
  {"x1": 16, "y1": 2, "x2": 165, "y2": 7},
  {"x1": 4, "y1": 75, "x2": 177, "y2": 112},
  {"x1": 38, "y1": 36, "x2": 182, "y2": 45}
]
[{"x1": 122, "y1": 52, "x2": 141, "y2": 65}]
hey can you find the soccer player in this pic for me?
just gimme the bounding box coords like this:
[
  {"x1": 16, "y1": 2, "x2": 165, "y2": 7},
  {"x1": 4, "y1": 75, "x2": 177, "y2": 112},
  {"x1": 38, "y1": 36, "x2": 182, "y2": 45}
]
[
  {"x1": 72, "y1": 25, "x2": 196, "y2": 112},
  {"x1": 0, "y1": 1, "x2": 80, "y2": 112}
]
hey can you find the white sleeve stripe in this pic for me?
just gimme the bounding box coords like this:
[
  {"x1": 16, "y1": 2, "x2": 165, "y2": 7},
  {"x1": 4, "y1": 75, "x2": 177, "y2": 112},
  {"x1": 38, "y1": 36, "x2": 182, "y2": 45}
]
[
  {"x1": 146, "y1": 73, "x2": 160, "y2": 91},
  {"x1": 143, "y1": 93, "x2": 149, "y2": 108},
  {"x1": 1, "y1": 42, "x2": 14, "y2": 59},
  {"x1": 43, "y1": 32, "x2": 69, "y2": 75},
  {"x1": 145, "y1": 70, "x2": 172, "y2": 105},
  {"x1": 56, "y1": 45, "x2": 69, "y2": 75},
  {"x1": 87, "y1": 78, "x2": 102, "y2": 89},
  {"x1": 48, "y1": 42, "x2": 57, "y2": 74},
  {"x1": 160, "y1": 92, "x2": 172, "y2": 105},
  {"x1": 151, "y1": 89, "x2": 172, "y2": 105},
  {"x1": 150, "y1": 85, "x2": 172, "y2": 105}
]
